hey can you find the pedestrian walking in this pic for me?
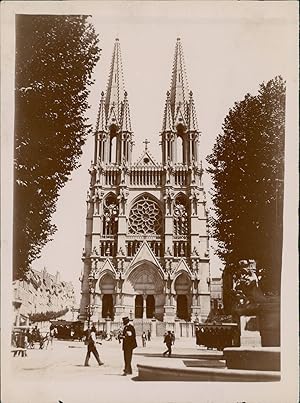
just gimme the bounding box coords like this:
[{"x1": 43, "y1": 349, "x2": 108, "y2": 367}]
[
  {"x1": 46, "y1": 324, "x2": 57, "y2": 349},
  {"x1": 121, "y1": 316, "x2": 137, "y2": 375},
  {"x1": 84, "y1": 326, "x2": 104, "y2": 367},
  {"x1": 147, "y1": 329, "x2": 151, "y2": 341},
  {"x1": 142, "y1": 332, "x2": 147, "y2": 347},
  {"x1": 163, "y1": 331, "x2": 173, "y2": 357}
]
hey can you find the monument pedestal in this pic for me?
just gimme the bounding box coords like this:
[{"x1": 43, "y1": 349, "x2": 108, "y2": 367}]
[
  {"x1": 258, "y1": 300, "x2": 280, "y2": 347},
  {"x1": 240, "y1": 315, "x2": 261, "y2": 347}
]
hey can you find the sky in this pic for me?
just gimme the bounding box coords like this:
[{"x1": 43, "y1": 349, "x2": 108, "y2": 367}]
[{"x1": 28, "y1": 2, "x2": 296, "y2": 301}]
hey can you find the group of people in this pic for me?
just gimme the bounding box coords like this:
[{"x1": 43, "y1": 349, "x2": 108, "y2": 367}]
[
  {"x1": 84, "y1": 318, "x2": 178, "y2": 374},
  {"x1": 84, "y1": 316, "x2": 137, "y2": 376},
  {"x1": 12, "y1": 324, "x2": 57, "y2": 356}
]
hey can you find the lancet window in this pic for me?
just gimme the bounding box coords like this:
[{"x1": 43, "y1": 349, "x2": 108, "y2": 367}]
[
  {"x1": 103, "y1": 194, "x2": 118, "y2": 236},
  {"x1": 173, "y1": 194, "x2": 189, "y2": 235},
  {"x1": 128, "y1": 195, "x2": 162, "y2": 235}
]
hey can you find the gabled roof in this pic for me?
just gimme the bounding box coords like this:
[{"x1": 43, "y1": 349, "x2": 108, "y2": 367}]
[
  {"x1": 99, "y1": 259, "x2": 117, "y2": 278},
  {"x1": 127, "y1": 241, "x2": 163, "y2": 274},
  {"x1": 135, "y1": 149, "x2": 159, "y2": 166},
  {"x1": 172, "y1": 258, "x2": 193, "y2": 279}
]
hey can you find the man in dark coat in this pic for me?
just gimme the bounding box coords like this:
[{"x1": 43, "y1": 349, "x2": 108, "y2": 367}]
[
  {"x1": 121, "y1": 316, "x2": 137, "y2": 375},
  {"x1": 163, "y1": 331, "x2": 173, "y2": 357},
  {"x1": 84, "y1": 325, "x2": 104, "y2": 367}
]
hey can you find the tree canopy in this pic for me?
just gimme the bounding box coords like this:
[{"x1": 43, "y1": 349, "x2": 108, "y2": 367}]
[
  {"x1": 14, "y1": 15, "x2": 101, "y2": 280},
  {"x1": 207, "y1": 76, "x2": 285, "y2": 294}
]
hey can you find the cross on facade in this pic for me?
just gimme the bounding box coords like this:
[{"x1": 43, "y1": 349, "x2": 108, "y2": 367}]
[{"x1": 143, "y1": 138, "x2": 150, "y2": 151}]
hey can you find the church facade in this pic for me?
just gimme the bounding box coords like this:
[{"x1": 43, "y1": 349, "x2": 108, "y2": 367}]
[{"x1": 79, "y1": 38, "x2": 211, "y2": 331}]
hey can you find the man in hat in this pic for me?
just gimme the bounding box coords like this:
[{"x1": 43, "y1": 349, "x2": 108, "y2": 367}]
[{"x1": 121, "y1": 316, "x2": 137, "y2": 375}]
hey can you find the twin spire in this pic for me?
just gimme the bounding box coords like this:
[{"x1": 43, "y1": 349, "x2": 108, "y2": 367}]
[
  {"x1": 95, "y1": 37, "x2": 199, "y2": 149},
  {"x1": 162, "y1": 38, "x2": 198, "y2": 133},
  {"x1": 95, "y1": 38, "x2": 132, "y2": 134}
]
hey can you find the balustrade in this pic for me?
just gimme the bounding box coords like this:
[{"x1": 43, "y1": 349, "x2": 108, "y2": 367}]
[
  {"x1": 173, "y1": 241, "x2": 189, "y2": 257},
  {"x1": 99, "y1": 239, "x2": 116, "y2": 256},
  {"x1": 129, "y1": 167, "x2": 163, "y2": 187},
  {"x1": 104, "y1": 168, "x2": 118, "y2": 186},
  {"x1": 174, "y1": 166, "x2": 188, "y2": 186}
]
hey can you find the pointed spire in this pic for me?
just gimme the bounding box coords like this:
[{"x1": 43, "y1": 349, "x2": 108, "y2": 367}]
[
  {"x1": 105, "y1": 38, "x2": 125, "y2": 126},
  {"x1": 169, "y1": 38, "x2": 189, "y2": 120},
  {"x1": 187, "y1": 91, "x2": 198, "y2": 132},
  {"x1": 162, "y1": 91, "x2": 174, "y2": 132},
  {"x1": 95, "y1": 91, "x2": 107, "y2": 132},
  {"x1": 120, "y1": 91, "x2": 132, "y2": 132}
]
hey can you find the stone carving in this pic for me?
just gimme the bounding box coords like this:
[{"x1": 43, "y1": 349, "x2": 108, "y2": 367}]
[
  {"x1": 92, "y1": 188, "x2": 104, "y2": 214},
  {"x1": 117, "y1": 187, "x2": 129, "y2": 215},
  {"x1": 163, "y1": 188, "x2": 175, "y2": 215},
  {"x1": 189, "y1": 188, "x2": 200, "y2": 215},
  {"x1": 117, "y1": 246, "x2": 125, "y2": 256},
  {"x1": 119, "y1": 157, "x2": 128, "y2": 184},
  {"x1": 164, "y1": 157, "x2": 174, "y2": 184},
  {"x1": 92, "y1": 246, "x2": 99, "y2": 256},
  {"x1": 192, "y1": 246, "x2": 199, "y2": 256},
  {"x1": 165, "y1": 246, "x2": 173, "y2": 256}
]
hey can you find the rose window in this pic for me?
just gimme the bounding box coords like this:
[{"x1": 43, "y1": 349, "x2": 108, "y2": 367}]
[{"x1": 129, "y1": 196, "x2": 162, "y2": 235}]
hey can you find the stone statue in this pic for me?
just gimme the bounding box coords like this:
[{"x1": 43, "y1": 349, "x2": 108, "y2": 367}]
[
  {"x1": 163, "y1": 188, "x2": 174, "y2": 215},
  {"x1": 232, "y1": 260, "x2": 266, "y2": 315}
]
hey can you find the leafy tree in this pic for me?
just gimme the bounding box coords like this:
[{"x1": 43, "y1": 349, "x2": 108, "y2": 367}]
[
  {"x1": 14, "y1": 15, "x2": 101, "y2": 280},
  {"x1": 207, "y1": 77, "x2": 285, "y2": 294}
]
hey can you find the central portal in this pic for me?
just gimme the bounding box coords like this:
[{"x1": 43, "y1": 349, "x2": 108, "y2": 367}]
[
  {"x1": 128, "y1": 260, "x2": 165, "y2": 321},
  {"x1": 134, "y1": 294, "x2": 155, "y2": 319}
]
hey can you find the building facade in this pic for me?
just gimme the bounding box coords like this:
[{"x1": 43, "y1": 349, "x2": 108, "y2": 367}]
[
  {"x1": 210, "y1": 277, "x2": 223, "y2": 312},
  {"x1": 79, "y1": 38, "x2": 211, "y2": 331},
  {"x1": 13, "y1": 268, "x2": 75, "y2": 326}
]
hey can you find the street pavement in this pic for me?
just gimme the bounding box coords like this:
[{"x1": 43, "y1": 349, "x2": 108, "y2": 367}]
[{"x1": 4, "y1": 337, "x2": 222, "y2": 403}]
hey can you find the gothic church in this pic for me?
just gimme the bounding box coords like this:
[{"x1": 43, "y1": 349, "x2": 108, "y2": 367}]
[{"x1": 79, "y1": 38, "x2": 211, "y2": 333}]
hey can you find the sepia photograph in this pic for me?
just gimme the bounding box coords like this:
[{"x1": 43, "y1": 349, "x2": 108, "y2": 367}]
[{"x1": 1, "y1": 2, "x2": 298, "y2": 403}]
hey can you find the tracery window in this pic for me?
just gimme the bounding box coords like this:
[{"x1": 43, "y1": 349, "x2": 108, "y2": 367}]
[
  {"x1": 103, "y1": 194, "x2": 118, "y2": 235},
  {"x1": 173, "y1": 195, "x2": 188, "y2": 235},
  {"x1": 128, "y1": 195, "x2": 162, "y2": 235}
]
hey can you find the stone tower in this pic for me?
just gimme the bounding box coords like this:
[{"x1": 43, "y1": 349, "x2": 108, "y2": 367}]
[{"x1": 79, "y1": 38, "x2": 210, "y2": 333}]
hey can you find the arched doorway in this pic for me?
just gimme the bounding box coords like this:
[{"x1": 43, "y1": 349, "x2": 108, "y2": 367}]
[
  {"x1": 135, "y1": 295, "x2": 143, "y2": 318},
  {"x1": 99, "y1": 274, "x2": 116, "y2": 320},
  {"x1": 102, "y1": 294, "x2": 113, "y2": 319},
  {"x1": 146, "y1": 295, "x2": 155, "y2": 318},
  {"x1": 128, "y1": 260, "x2": 165, "y2": 321},
  {"x1": 175, "y1": 273, "x2": 192, "y2": 321},
  {"x1": 176, "y1": 295, "x2": 188, "y2": 320}
]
